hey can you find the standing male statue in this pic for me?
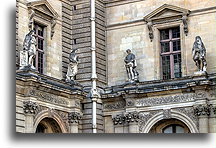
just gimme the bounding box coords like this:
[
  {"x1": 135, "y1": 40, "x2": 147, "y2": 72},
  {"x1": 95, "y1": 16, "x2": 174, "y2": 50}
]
[
  {"x1": 192, "y1": 36, "x2": 207, "y2": 72},
  {"x1": 124, "y1": 49, "x2": 139, "y2": 82},
  {"x1": 66, "y1": 48, "x2": 79, "y2": 83},
  {"x1": 20, "y1": 30, "x2": 37, "y2": 70}
]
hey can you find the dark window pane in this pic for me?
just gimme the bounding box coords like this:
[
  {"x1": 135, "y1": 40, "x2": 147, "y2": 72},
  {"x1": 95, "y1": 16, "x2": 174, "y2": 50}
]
[
  {"x1": 173, "y1": 40, "x2": 181, "y2": 51},
  {"x1": 161, "y1": 42, "x2": 170, "y2": 53},
  {"x1": 162, "y1": 56, "x2": 171, "y2": 80},
  {"x1": 174, "y1": 54, "x2": 182, "y2": 78},
  {"x1": 172, "y1": 27, "x2": 180, "y2": 38},
  {"x1": 160, "y1": 29, "x2": 169, "y2": 40}
]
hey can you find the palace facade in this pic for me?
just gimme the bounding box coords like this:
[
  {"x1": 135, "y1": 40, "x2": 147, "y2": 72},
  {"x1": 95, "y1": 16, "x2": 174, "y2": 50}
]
[{"x1": 16, "y1": 0, "x2": 216, "y2": 133}]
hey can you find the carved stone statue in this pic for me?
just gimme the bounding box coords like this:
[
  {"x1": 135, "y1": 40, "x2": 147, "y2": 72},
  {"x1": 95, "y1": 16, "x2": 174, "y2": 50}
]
[
  {"x1": 19, "y1": 30, "x2": 37, "y2": 70},
  {"x1": 192, "y1": 36, "x2": 207, "y2": 72},
  {"x1": 66, "y1": 48, "x2": 79, "y2": 83},
  {"x1": 124, "y1": 49, "x2": 139, "y2": 82}
]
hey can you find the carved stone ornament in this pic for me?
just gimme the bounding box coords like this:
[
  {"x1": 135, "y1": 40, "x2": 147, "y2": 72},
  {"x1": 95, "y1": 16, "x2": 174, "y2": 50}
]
[
  {"x1": 144, "y1": 4, "x2": 190, "y2": 41},
  {"x1": 163, "y1": 109, "x2": 172, "y2": 119},
  {"x1": 113, "y1": 112, "x2": 140, "y2": 125},
  {"x1": 103, "y1": 101, "x2": 126, "y2": 111},
  {"x1": 68, "y1": 112, "x2": 82, "y2": 124},
  {"x1": 194, "y1": 104, "x2": 211, "y2": 116},
  {"x1": 112, "y1": 114, "x2": 125, "y2": 125},
  {"x1": 23, "y1": 101, "x2": 38, "y2": 114},
  {"x1": 125, "y1": 112, "x2": 140, "y2": 123}
]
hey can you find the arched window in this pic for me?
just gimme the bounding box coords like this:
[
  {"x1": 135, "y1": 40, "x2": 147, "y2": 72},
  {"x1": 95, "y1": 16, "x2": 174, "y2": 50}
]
[{"x1": 162, "y1": 124, "x2": 184, "y2": 133}]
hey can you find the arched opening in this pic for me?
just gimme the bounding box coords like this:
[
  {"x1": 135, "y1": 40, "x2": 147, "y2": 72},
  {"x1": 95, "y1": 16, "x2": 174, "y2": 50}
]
[
  {"x1": 35, "y1": 118, "x2": 62, "y2": 133},
  {"x1": 149, "y1": 119, "x2": 190, "y2": 133}
]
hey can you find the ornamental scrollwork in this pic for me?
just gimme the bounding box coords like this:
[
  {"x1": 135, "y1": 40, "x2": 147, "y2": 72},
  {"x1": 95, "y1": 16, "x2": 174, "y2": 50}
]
[
  {"x1": 23, "y1": 101, "x2": 38, "y2": 114},
  {"x1": 68, "y1": 112, "x2": 82, "y2": 124}
]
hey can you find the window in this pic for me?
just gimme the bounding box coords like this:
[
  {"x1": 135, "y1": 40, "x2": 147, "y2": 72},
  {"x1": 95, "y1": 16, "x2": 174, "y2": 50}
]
[
  {"x1": 34, "y1": 23, "x2": 45, "y2": 74},
  {"x1": 162, "y1": 124, "x2": 185, "y2": 133},
  {"x1": 160, "y1": 27, "x2": 182, "y2": 80}
]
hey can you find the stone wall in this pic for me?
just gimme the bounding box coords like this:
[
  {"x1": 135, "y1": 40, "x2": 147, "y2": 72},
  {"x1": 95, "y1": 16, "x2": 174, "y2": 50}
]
[{"x1": 106, "y1": 0, "x2": 216, "y2": 86}]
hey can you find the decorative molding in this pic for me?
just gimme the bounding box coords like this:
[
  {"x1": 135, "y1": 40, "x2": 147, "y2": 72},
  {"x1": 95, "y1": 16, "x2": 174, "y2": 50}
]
[
  {"x1": 174, "y1": 107, "x2": 199, "y2": 129},
  {"x1": 163, "y1": 109, "x2": 172, "y2": 119},
  {"x1": 136, "y1": 93, "x2": 195, "y2": 107},
  {"x1": 138, "y1": 111, "x2": 160, "y2": 132},
  {"x1": 112, "y1": 114, "x2": 125, "y2": 125},
  {"x1": 103, "y1": 101, "x2": 126, "y2": 111},
  {"x1": 68, "y1": 112, "x2": 82, "y2": 124},
  {"x1": 23, "y1": 101, "x2": 38, "y2": 114},
  {"x1": 29, "y1": 89, "x2": 69, "y2": 106},
  {"x1": 194, "y1": 104, "x2": 211, "y2": 116},
  {"x1": 112, "y1": 111, "x2": 140, "y2": 125},
  {"x1": 125, "y1": 112, "x2": 140, "y2": 123},
  {"x1": 144, "y1": 4, "x2": 190, "y2": 41}
]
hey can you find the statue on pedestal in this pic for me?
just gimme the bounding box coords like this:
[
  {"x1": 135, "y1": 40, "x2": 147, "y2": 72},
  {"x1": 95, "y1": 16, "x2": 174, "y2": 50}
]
[
  {"x1": 66, "y1": 48, "x2": 79, "y2": 83},
  {"x1": 124, "y1": 49, "x2": 139, "y2": 82},
  {"x1": 19, "y1": 30, "x2": 37, "y2": 70},
  {"x1": 192, "y1": 36, "x2": 207, "y2": 72}
]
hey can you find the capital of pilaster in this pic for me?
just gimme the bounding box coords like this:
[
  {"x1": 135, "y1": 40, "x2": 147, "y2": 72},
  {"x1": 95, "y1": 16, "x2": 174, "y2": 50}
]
[
  {"x1": 68, "y1": 112, "x2": 82, "y2": 124},
  {"x1": 23, "y1": 101, "x2": 38, "y2": 115},
  {"x1": 194, "y1": 104, "x2": 211, "y2": 117}
]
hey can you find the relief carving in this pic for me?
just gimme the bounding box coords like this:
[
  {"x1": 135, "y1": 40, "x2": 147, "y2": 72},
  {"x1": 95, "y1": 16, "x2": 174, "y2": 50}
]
[
  {"x1": 112, "y1": 114, "x2": 125, "y2": 125},
  {"x1": 23, "y1": 101, "x2": 38, "y2": 114},
  {"x1": 194, "y1": 104, "x2": 211, "y2": 116},
  {"x1": 138, "y1": 111, "x2": 160, "y2": 132},
  {"x1": 29, "y1": 89, "x2": 69, "y2": 106},
  {"x1": 68, "y1": 112, "x2": 82, "y2": 124},
  {"x1": 104, "y1": 101, "x2": 126, "y2": 111},
  {"x1": 174, "y1": 107, "x2": 199, "y2": 129},
  {"x1": 136, "y1": 93, "x2": 195, "y2": 107},
  {"x1": 163, "y1": 109, "x2": 172, "y2": 119}
]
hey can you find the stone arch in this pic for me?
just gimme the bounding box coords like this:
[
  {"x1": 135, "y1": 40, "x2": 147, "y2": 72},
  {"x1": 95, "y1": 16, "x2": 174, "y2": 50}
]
[
  {"x1": 33, "y1": 109, "x2": 68, "y2": 133},
  {"x1": 141, "y1": 110, "x2": 199, "y2": 133}
]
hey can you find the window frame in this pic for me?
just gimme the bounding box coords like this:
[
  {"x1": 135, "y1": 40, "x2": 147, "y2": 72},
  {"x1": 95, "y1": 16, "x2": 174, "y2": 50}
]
[
  {"x1": 160, "y1": 27, "x2": 182, "y2": 79},
  {"x1": 33, "y1": 23, "x2": 46, "y2": 74}
]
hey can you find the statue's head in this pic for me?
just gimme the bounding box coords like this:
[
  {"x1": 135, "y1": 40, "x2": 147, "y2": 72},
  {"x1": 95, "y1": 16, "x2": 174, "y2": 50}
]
[
  {"x1": 195, "y1": 36, "x2": 202, "y2": 44},
  {"x1": 126, "y1": 49, "x2": 131, "y2": 54}
]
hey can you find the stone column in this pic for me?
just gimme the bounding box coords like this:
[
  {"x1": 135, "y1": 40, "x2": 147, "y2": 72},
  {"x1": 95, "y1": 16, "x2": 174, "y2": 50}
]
[
  {"x1": 194, "y1": 104, "x2": 210, "y2": 133},
  {"x1": 23, "y1": 101, "x2": 38, "y2": 133},
  {"x1": 125, "y1": 112, "x2": 139, "y2": 133},
  {"x1": 68, "y1": 112, "x2": 82, "y2": 133},
  {"x1": 112, "y1": 114, "x2": 124, "y2": 133},
  {"x1": 209, "y1": 105, "x2": 216, "y2": 133}
]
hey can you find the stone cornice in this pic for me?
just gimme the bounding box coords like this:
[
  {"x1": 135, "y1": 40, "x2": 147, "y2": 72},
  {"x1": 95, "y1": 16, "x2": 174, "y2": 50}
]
[{"x1": 102, "y1": 73, "x2": 216, "y2": 99}]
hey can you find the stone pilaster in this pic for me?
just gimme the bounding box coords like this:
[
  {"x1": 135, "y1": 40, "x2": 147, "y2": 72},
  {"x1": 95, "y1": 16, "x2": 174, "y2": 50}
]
[
  {"x1": 194, "y1": 104, "x2": 211, "y2": 133},
  {"x1": 68, "y1": 112, "x2": 82, "y2": 133},
  {"x1": 112, "y1": 114, "x2": 125, "y2": 133},
  {"x1": 23, "y1": 101, "x2": 38, "y2": 133},
  {"x1": 209, "y1": 105, "x2": 216, "y2": 133},
  {"x1": 125, "y1": 112, "x2": 139, "y2": 133}
]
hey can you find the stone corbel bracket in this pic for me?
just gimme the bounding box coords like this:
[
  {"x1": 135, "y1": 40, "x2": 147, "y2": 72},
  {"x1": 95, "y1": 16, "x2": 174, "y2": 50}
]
[
  {"x1": 144, "y1": 4, "x2": 190, "y2": 41},
  {"x1": 27, "y1": 0, "x2": 59, "y2": 40}
]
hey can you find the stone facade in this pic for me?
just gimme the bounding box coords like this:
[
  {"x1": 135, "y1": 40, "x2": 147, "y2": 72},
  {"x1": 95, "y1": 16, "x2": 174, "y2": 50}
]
[{"x1": 16, "y1": 0, "x2": 216, "y2": 133}]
